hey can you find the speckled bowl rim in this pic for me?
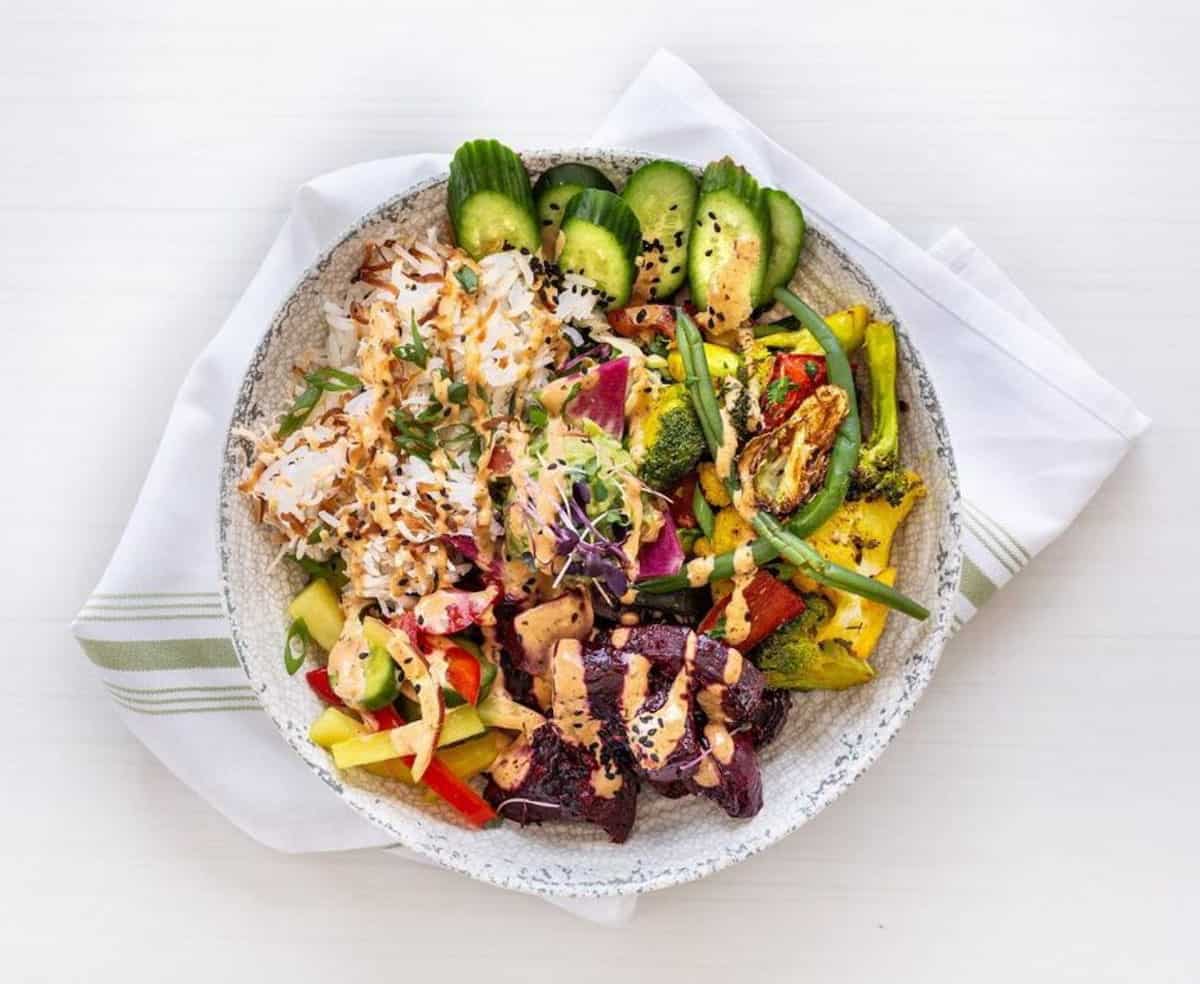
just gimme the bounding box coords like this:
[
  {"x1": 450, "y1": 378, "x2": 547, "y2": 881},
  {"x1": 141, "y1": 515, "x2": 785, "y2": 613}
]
[{"x1": 218, "y1": 147, "x2": 962, "y2": 898}]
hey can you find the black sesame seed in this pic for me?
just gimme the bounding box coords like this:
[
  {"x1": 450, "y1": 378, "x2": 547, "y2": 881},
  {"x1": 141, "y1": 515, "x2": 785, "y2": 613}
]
[
  {"x1": 670, "y1": 265, "x2": 681, "y2": 274},
  {"x1": 714, "y1": 222, "x2": 721, "y2": 233},
  {"x1": 669, "y1": 203, "x2": 679, "y2": 211},
  {"x1": 708, "y1": 211, "x2": 716, "y2": 220},
  {"x1": 549, "y1": 202, "x2": 560, "y2": 211},
  {"x1": 705, "y1": 249, "x2": 713, "y2": 257}
]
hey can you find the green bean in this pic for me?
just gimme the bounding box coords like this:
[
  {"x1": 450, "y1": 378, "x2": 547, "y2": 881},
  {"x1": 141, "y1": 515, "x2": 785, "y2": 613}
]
[
  {"x1": 692, "y1": 482, "x2": 715, "y2": 539},
  {"x1": 774, "y1": 287, "x2": 861, "y2": 536},
  {"x1": 752, "y1": 513, "x2": 929, "y2": 620},
  {"x1": 644, "y1": 304, "x2": 927, "y2": 621}
]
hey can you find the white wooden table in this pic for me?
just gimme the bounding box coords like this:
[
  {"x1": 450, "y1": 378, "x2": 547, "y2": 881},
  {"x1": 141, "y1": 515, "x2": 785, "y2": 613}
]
[{"x1": 4, "y1": 1, "x2": 1196, "y2": 979}]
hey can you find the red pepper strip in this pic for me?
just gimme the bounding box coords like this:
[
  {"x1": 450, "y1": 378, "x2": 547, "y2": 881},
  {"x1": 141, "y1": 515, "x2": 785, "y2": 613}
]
[
  {"x1": 761, "y1": 353, "x2": 828, "y2": 429},
  {"x1": 305, "y1": 668, "x2": 344, "y2": 707},
  {"x1": 698, "y1": 570, "x2": 806, "y2": 651},
  {"x1": 362, "y1": 705, "x2": 405, "y2": 731},
  {"x1": 444, "y1": 645, "x2": 482, "y2": 705},
  {"x1": 669, "y1": 475, "x2": 699, "y2": 530},
  {"x1": 361, "y1": 704, "x2": 497, "y2": 828}
]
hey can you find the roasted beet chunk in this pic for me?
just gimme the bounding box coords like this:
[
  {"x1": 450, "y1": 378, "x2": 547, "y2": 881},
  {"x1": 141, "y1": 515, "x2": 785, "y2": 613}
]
[
  {"x1": 694, "y1": 731, "x2": 763, "y2": 818},
  {"x1": 483, "y1": 723, "x2": 638, "y2": 843},
  {"x1": 693, "y1": 634, "x2": 764, "y2": 723},
  {"x1": 747, "y1": 688, "x2": 792, "y2": 748}
]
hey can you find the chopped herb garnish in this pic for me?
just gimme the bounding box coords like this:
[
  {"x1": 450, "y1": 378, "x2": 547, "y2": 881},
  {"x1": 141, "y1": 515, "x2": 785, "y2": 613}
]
[
  {"x1": 804, "y1": 359, "x2": 820, "y2": 380},
  {"x1": 454, "y1": 266, "x2": 479, "y2": 292},
  {"x1": 646, "y1": 333, "x2": 671, "y2": 359},
  {"x1": 284, "y1": 617, "x2": 311, "y2": 675},
  {"x1": 416, "y1": 401, "x2": 444, "y2": 423},
  {"x1": 296, "y1": 554, "x2": 349, "y2": 589},
  {"x1": 304, "y1": 367, "x2": 362, "y2": 391},
  {"x1": 393, "y1": 313, "x2": 429, "y2": 368},
  {"x1": 447, "y1": 381, "x2": 469, "y2": 405},
  {"x1": 277, "y1": 367, "x2": 363, "y2": 438},
  {"x1": 393, "y1": 407, "x2": 437, "y2": 461}
]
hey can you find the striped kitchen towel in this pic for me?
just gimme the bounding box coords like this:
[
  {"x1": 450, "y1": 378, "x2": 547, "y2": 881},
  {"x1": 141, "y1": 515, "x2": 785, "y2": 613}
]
[{"x1": 73, "y1": 49, "x2": 1149, "y2": 925}]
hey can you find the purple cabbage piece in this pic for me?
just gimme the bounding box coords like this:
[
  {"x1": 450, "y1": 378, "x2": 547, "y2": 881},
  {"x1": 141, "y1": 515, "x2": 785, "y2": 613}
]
[
  {"x1": 483, "y1": 723, "x2": 638, "y2": 843},
  {"x1": 635, "y1": 510, "x2": 685, "y2": 580},
  {"x1": 443, "y1": 533, "x2": 478, "y2": 561},
  {"x1": 564, "y1": 357, "x2": 629, "y2": 439}
]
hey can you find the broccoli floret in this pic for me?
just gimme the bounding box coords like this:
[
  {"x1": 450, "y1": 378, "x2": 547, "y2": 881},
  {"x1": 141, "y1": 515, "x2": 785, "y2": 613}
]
[
  {"x1": 850, "y1": 321, "x2": 914, "y2": 507},
  {"x1": 636, "y1": 384, "x2": 706, "y2": 491},
  {"x1": 751, "y1": 595, "x2": 874, "y2": 691}
]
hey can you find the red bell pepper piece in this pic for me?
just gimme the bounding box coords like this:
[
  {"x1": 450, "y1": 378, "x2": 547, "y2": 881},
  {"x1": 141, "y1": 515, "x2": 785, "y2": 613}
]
[
  {"x1": 606, "y1": 304, "x2": 676, "y2": 341},
  {"x1": 444, "y1": 645, "x2": 482, "y2": 705},
  {"x1": 305, "y1": 668, "x2": 344, "y2": 707},
  {"x1": 669, "y1": 475, "x2": 699, "y2": 530},
  {"x1": 698, "y1": 570, "x2": 806, "y2": 651},
  {"x1": 761, "y1": 353, "x2": 828, "y2": 429},
  {"x1": 361, "y1": 703, "x2": 497, "y2": 828}
]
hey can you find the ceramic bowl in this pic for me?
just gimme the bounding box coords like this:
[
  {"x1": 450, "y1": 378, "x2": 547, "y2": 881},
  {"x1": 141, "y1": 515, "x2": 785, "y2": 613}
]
[{"x1": 218, "y1": 149, "x2": 962, "y2": 898}]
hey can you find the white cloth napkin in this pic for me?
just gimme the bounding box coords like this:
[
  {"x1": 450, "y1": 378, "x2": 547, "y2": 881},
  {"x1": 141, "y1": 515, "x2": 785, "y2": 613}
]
[{"x1": 73, "y1": 49, "x2": 1148, "y2": 927}]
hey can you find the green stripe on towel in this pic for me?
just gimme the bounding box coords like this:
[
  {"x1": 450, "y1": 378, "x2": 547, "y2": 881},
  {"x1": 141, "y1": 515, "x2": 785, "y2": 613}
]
[
  {"x1": 958, "y1": 555, "x2": 999, "y2": 610},
  {"x1": 964, "y1": 501, "x2": 1031, "y2": 563},
  {"x1": 79, "y1": 637, "x2": 240, "y2": 672},
  {"x1": 109, "y1": 696, "x2": 262, "y2": 717}
]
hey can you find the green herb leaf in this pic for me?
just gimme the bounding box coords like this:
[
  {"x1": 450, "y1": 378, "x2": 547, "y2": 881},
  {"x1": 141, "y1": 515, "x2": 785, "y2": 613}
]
[
  {"x1": 306, "y1": 525, "x2": 325, "y2": 545},
  {"x1": 416, "y1": 401, "x2": 444, "y2": 422},
  {"x1": 455, "y1": 266, "x2": 479, "y2": 292},
  {"x1": 764, "y1": 377, "x2": 797, "y2": 406},
  {"x1": 284, "y1": 617, "x2": 311, "y2": 675},
  {"x1": 706, "y1": 616, "x2": 727, "y2": 641},
  {"x1": 447, "y1": 381, "x2": 469, "y2": 405},
  {"x1": 803, "y1": 359, "x2": 820, "y2": 380}
]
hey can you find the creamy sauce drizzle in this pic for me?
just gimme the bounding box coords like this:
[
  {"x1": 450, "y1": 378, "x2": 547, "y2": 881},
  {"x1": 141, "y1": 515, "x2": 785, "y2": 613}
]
[{"x1": 685, "y1": 554, "x2": 716, "y2": 588}]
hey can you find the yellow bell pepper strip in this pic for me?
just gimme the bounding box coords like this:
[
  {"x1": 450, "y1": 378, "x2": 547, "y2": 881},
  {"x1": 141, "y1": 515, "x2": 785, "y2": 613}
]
[
  {"x1": 752, "y1": 303, "x2": 869, "y2": 355},
  {"x1": 345, "y1": 702, "x2": 496, "y2": 828},
  {"x1": 330, "y1": 704, "x2": 485, "y2": 770},
  {"x1": 667, "y1": 341, "x2": 741, "y2": 383}
]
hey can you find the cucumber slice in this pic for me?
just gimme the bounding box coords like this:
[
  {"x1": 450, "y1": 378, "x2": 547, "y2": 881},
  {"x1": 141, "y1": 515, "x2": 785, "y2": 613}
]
[
  {"x1": 687, "y1": 158, "x2": 773, "y2": 313},
  {"x1": 533, "y1": 163, "x2": 615, "y2": 248},
  {"x1": 358, "y1": 618, "x2": 401, "y2": 711},
  {"x1": 448, "y1": 139, "x2": 540, "y2": 259},
  {"x1": 621, "y1": 159, "x2": 699, "y2": 300},
  {"x1": 761, "y1": 189, "x2": 806, "y2": 298},
  {"x1": 558, "y1": 188, "x2": 642, "y2": 308}
]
